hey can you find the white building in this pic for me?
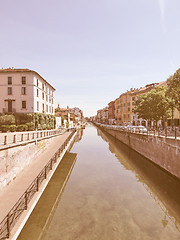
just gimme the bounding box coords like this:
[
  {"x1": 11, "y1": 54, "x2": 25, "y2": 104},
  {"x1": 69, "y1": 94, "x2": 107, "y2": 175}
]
[{"x1": 0, "y1": 68, "x2": 55, "y2": 115}]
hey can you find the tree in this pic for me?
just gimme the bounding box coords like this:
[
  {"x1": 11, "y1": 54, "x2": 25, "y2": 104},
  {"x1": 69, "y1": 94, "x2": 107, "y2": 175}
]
[
  {"x1": 134, "y1": 86, "x2": 171, "y2": 127},
  {"x1": 167, "y1": 69, "x2": 180, "y2": 111}
]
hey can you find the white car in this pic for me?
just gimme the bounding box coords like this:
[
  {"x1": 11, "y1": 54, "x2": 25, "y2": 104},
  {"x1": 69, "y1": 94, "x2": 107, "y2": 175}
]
[{"x1": 135, "y1": 126, "x2": 148, "y2": 133}]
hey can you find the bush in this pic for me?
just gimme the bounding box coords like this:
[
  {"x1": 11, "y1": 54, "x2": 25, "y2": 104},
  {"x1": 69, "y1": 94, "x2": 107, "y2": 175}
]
[
  {"x1": 46, "y1": 124, "x2": 51, "y2": 130},
  {"x1": 37, "y1": 124, "x2": 43, "y2": 130},
  {"x1": 9, "y1": 125, "x2": 17, "y2": 132},
  {"x1": 17, "y1": 124, "x2": 28, "y2": 132},
  {"x1": 26, "y1": 122, "x2": 35, "y2": 131},
  {"x1": 0, "y1": 115, "x2": 15, "y2": 125},
  {"x1": 0, "y1": 125, "x2": 10, "y2": 132},
  {"x1": 42, "y1": 124, "x2": 47, "y2": 130}
]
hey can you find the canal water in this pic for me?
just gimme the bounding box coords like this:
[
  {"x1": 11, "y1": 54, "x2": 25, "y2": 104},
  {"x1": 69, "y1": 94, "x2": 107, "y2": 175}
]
[{"x1": 18, "y1": 125, "x2": 180, "y2": 240}]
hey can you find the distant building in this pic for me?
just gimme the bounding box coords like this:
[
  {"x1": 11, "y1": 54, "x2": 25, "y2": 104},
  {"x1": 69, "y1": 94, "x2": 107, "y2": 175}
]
[
  {"x1": 114, "y1": 81, "x2": 167, "y2": 126},
  {"x1": 96, "y1": 107, "x2": 109, "y2": 123},
  {"x1": 115, "y1": 90, "x2": 132, "y2": 125},
  {"x1": 108, "y1": 101, "x2": 115, "y2": 124},
  {"x1": 55, "y1": 105, "x2": 83, "y2": 127},
  {"x1": 0, "y1": 68, "x2": 55, "y2": 115},
  {"x1": 130, "y1": 81, "x2": 167, "y2": 126},
  {"x1": 97, "y1": 109, "x2": 103, "y2": 123}
]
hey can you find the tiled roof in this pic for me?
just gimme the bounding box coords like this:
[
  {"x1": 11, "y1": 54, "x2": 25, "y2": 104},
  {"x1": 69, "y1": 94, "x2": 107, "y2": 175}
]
[{"x1": 0, "y1": 68, "x2": 55, "y2": 90}]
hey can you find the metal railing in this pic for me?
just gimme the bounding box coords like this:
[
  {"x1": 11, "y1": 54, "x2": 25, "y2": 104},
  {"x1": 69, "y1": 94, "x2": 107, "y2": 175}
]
[
  {"x1": 95, "y1": 123, "x2": 180, "y2": 139},
  {"x1": 0, "y1": 129, "x2": 76, "y2": 240},
  {"x1": 0, "y1": 129, "x2": 67, "y2": 148}
]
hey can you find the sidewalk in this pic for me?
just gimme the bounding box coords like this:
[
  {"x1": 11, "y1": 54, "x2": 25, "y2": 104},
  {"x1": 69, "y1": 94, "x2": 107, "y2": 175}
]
[{"x1": 0, "y1": 131, "x2": 72, "y2": 222}]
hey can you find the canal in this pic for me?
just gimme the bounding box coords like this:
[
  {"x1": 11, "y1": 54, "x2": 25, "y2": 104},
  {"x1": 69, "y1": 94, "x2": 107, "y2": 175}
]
[{"x1": 18, "y1": 125, "x2": 180, "y2": 240}]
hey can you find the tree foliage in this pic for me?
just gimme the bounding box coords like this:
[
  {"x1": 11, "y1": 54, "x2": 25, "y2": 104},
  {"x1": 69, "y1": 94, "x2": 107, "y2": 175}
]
[
  {"x1": 166, "y1": 68, "x2": 180, "y2": 111},
  {"x1": 134, "y1": 86, "x2": 171, "y2": 122}
]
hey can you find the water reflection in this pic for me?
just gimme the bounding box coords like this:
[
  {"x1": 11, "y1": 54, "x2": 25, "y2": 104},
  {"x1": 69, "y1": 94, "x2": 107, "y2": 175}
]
[{"x1": 97, "y1": 128, "x2": 180, "y2": 232}]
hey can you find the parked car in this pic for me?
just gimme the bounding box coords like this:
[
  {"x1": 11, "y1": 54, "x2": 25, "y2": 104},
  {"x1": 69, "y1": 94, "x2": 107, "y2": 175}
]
[{"x1": 135, "y1": 126, "x2": 148, "y2": 133}]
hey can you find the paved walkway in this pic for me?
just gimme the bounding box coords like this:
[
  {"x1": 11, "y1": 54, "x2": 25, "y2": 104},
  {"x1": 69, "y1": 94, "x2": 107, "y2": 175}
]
[{"x1": 0, "y1": 131, "x2": 72, "y2": 222}]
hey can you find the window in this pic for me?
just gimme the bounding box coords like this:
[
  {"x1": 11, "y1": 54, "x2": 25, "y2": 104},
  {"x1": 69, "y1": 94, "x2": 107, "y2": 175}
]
[
  {"x1": 22, "y1": 101, "x2": 26, "y2": 109},
  {"x1": 8, "y1": 87, "x2": 12, "y2": 95},
  {"x1": 42, "y1": 103, "x2": 44, "y2": 112},
  {"x1": 37, "y1": 101, "x2": 39, "y2": 111},
  {"x1": 49, "y1": 106, "x2": 51, "y2": 113},
  {"x1": 52, "y1": 98, "x2": 53, "y2": 104},
  {"x1": 21, "y1": 87, "x2": 26, "y2": 95},
  {"x1": 46, "y1": 95, "x2": 48, "y2": 101},
  {"x1": 46, "y1": 105, "x2": 48, "y2": 112},
  {"x1": 52, "y1": 107, "x2": 53, "y2": 113},
  {"x1": 132, "y1": 97, "x2": 135, "y2": 101},
  {"x1": 37, "y1": 89, "x2": 39, "y2": 97},
  {"x1": 8, "y1": 77, "x2": 12, "y2": 85},
  {"x1": 22, "y1": 76, "x2": 26, "y2": 84},
  {"x1": 37, "y1": 79, "x2": 39, "y2": 86},
  {"x1": 42, "y1": 83, "x2": 44, "y2": 90},
  {"x1": 128, "y1": 107, "x2": 130, "y2": 112},
  {"x1": 128, "y1": 114, "x2": 130, "y2": 119},
  {"x1": 42, "y1": 92, "x2": 44, "y2": 100}
]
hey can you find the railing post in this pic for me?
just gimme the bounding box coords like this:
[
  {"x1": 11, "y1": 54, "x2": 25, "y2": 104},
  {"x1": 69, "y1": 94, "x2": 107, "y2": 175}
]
[
  {"x1": 4, "y1": 135, "x2": 7, "y2": 145},
  {"x1": 44, "y1": 167, "x2": 47, "y2": 179},
  {"x1": 13, "y1": 135, "x2": 16, "y2": 144},
  {"x1": 32, "y1": 132, "x2": 34, "y2": 139},
  {"x1": 21, "y1": 134, "x2": 23, "y2": 142},
  {"x1": 36, "y1": 177, "x2": 39, "y2": 191},
  {"x1": 27, "y1": 133, "x2": 30, "y2": 141},
  {"x1": 6, "y1": 214, "x2": 10, "y2": 238},
  {"x1": 24, "y1": 191, "x2": 28, "y2": 210}
]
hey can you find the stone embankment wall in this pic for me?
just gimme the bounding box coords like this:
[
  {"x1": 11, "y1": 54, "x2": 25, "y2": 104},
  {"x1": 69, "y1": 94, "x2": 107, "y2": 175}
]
[
  {"x1": 0, "y1": 138, "x2": 53, "y2": 189},
  {"x1": 99, "y1": 125, "x2": 180, "y2": 179}
]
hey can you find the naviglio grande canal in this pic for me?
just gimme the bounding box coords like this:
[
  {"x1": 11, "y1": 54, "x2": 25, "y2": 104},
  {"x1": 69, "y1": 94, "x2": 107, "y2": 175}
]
[{"x1": 18, "y1": 125, "x2": 180, "y2": 240}]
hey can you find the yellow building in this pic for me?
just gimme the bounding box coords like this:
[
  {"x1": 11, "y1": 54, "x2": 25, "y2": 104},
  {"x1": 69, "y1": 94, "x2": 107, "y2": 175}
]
[
  {"x1": 115, "y1": 81, "x2": 167, "y2": 126},
  {"x1": 115, "y1": 90, "x2": 133, "y2": 125}
]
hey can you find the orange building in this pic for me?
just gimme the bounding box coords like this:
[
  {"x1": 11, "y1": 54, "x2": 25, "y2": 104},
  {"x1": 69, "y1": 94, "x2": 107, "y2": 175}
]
[{"x1": 115, "y1": 81, "x2": 167, "y2": 126}]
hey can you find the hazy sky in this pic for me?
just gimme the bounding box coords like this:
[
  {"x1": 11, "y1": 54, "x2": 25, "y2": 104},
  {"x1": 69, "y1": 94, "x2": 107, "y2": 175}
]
[{"x1": 1, "y1": 0, "x2": 180, "y2": 117}]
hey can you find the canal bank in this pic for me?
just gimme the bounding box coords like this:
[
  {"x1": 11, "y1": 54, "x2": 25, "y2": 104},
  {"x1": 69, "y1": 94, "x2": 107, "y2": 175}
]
[
  {"x1": 17, "y1": 125, "x2": 180, "y2": 240},
  {"x1": 0, "y1": 129, "x2": 77, "y2": 240},
  {"x1": 95, "y1": 123, "x2": 180, "y2": 180}
]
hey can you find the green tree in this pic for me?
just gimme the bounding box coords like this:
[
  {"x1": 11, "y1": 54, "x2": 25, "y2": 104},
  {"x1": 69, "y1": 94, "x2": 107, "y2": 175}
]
[
  {"x1": 167, "y1": 69, "x2": 180, "y2": 111},
  {"x1": 134, "y1": 86, "x2": 171, "y2": 127}
]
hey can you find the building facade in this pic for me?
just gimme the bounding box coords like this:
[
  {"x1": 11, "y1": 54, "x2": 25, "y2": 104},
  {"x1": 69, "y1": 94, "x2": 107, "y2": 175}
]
[
  {"x1": 115, "y1": 90, "x2": 132, "y2": 125},
  {"x1": 108, "y1": 101, "x2": 115, "y2": 124},
  {"x1": 0, "y1": 68, "x2": 55, "y2": 115}
]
